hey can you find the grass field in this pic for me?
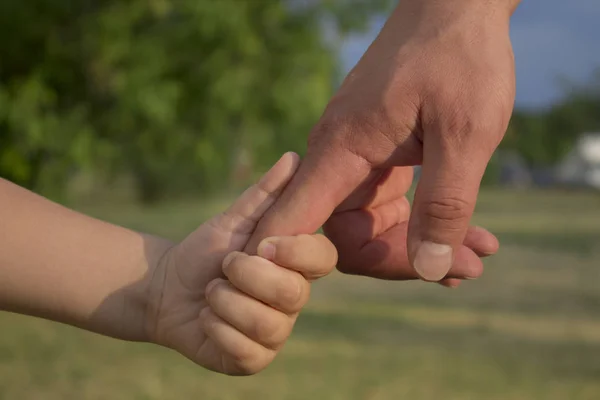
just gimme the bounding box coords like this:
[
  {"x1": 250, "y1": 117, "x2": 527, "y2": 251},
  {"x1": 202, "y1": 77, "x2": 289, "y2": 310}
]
[{"x1": 1, "y1": 189, "x2": 600, "y2": 400}]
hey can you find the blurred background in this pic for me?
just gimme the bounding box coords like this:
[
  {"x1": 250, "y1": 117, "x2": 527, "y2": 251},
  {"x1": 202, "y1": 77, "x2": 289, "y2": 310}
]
[{"x1": 1, "y1": 1, "x2": 599, "y2": 399}]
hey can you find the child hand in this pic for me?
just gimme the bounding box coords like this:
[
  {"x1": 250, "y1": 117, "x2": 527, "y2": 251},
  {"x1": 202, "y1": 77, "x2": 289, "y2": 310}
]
[
  {"x1": 145, "y1": 153, "x2": 338, "y2": 375},
  {"x1": 198, "y1": 233, "x2": 336, "y2": 375}
]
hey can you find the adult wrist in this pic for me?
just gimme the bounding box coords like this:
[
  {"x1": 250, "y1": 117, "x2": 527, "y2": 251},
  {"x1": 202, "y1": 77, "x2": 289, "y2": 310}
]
[{"x1": 394, "y1": 0, "x2": 519, "y2": 25}]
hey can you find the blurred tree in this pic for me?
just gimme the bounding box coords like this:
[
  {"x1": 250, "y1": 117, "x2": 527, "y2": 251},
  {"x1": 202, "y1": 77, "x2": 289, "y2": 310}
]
[
  {"x1": 500, "y1": 69, "x2": 600, "y2": 168},
  {"x1": 0, "y1": 0, "x2": 392, "y2": 202}
]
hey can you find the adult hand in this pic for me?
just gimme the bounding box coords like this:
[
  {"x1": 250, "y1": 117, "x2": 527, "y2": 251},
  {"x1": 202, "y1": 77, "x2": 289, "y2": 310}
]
[{"x1": 245, "y1": 0, "x2": 519, "y2": 285}]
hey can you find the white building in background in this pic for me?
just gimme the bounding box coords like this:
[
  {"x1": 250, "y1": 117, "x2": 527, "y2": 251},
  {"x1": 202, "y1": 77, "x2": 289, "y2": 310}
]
[{"x1": 556, "y1": 132, "x2": 600, "y2": 190}]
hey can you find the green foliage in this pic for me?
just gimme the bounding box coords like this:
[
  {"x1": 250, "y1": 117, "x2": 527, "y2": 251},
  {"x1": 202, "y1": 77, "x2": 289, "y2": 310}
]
[
  {"x1": 0, "y1": 0, "x2": 391, "y2": 202},
  {"x1": 502, "y1": 70, "x2": 600, "y2": 167}
]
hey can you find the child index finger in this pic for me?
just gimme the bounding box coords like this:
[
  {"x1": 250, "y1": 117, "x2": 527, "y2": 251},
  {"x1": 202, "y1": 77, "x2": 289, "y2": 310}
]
[{"x1": 216, "y1": 152, "x2": 300, "y2": 235}]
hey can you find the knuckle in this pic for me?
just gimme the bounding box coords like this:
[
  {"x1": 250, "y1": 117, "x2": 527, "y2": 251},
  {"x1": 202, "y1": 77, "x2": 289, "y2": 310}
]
[
  {"x1": 210, "y1": 212, "x2": 251, "y2": 235},
  {"x1": 275, "y1": 274, "x2": 308, "y2": 313},
  {"x1": 223, "y1": 255, "x2": 247, "y2": 282},
  {"x1": 229, "y1": 353, "x2": 260, "y2": 376},
  {"x1": 198, "y1": 306, "x2": 212, "y2": 324},
  {"x1": 200, "y1": 307, "x2": 219, "y2": 333},
  {"x1": 427, "y1": 83, "x2": 509, "y2": 154},
  {"x1": 307, "y1": 111, "x2": 348, "y2": 150},
  {"x1": 230, "y1": 349, "x2": 271, "y2": 376},
  {"x1": 442, "y1": 109, "x2": 477, "y2": 138},
  {"x1": 206, "y1": 280, "x2": 229, "y2": 306},
  {"x1": 314, "y1": 108, "x2": 399, "y2": 166},
  {"x1": 437, "y1": 110, "x2": 499, "y2": 156},
  {"x1": 421, "y1": 196, "x2": 471, "y2": 225},
  {"x1": 224, "y1": 254, "x2": 262, "y2": 286},
  {"x1": 252, "y1": 317, "x2": 289, "y2": 348},
  {"x1": 310, "y1": 108, "x2": 373, "y2": 158}
]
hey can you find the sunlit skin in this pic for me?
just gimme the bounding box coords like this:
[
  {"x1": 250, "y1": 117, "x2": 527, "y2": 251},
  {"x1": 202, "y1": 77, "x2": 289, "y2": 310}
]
[
  {"x1": 246, "y1": 0, "x2": 521, "y2": 288},
  {"x1": 323, "y1": 167, "x2": 500, "y2": 288},
  {"x1": 0, "y1": 0, "x2": 524, "y2": 378},
  {"x1": 0, "y1": 153, "x2": 338, "y2": 375}
]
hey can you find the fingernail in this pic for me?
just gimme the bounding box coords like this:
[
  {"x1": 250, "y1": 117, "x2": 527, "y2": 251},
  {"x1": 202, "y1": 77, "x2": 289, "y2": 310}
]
[
  {"x1": 439, "y1": 282, "x2": 460, "y2": 289},
  {"x1": 414, "y1": 241, "x2": 453, "y2": 282},
  {"x1": 474, "y1": 226, "x2": 500, "y2": 256},
  {"x1": 205, "y1": 279, "x2": 220, "y2": 296},
  {"x1": 257, "y1": 238, "x2": 278, "y2": 260},
  {"x1": 222, "y1": 252, "x2": 237, "y2": 270}
]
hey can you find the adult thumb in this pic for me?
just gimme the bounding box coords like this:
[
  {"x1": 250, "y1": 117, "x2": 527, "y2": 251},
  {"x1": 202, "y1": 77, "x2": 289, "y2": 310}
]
[
  {"x1": 244, "y1": 141, "x2": 370, "y2": 254},
  {"x1": 408, "y1": 134, "x2": 490, "y2": 282}
]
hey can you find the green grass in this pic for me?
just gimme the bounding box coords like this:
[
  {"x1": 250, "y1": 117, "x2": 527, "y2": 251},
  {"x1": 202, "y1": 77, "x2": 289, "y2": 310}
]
[{"x1": 1, "y1": 188, "x2": 600, "y2": 399}]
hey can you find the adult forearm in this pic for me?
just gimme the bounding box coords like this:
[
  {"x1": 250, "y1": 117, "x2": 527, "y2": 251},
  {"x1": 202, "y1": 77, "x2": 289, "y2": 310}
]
[{"x1": 0, "y1": 178, "x2": 173, "y2": 341}]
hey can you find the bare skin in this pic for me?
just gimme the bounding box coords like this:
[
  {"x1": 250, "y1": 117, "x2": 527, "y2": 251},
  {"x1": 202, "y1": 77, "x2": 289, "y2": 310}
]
[
  {"x1": 0, "y1": 153, "x2": 338, "y2": 375},
  {"x1": 246, "y1": 0, "x2": 521, "y2": 287}
]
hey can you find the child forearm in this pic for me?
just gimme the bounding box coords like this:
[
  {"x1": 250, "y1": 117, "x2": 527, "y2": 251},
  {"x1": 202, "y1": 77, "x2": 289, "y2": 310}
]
[
  {"x1": 0, "y1": 153, "x2": 342, "y2": 375},
  {"x1": 0, "y1": 178, "x2": 173, "y2": 341}
]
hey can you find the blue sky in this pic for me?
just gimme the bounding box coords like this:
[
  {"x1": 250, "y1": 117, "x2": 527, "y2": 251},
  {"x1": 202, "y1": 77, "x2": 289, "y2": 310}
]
[{"x1": 340, "y1": 0, "x2": 600, "y2": 110}]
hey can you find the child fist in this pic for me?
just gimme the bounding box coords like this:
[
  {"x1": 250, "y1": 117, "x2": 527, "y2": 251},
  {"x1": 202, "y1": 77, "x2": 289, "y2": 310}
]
[
  {"x1": 145, "y1": 153, "x2": 338, "y2": 375},
  {"x1": 201, "y1": 234, "x2": 337, "y2": 374}
]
